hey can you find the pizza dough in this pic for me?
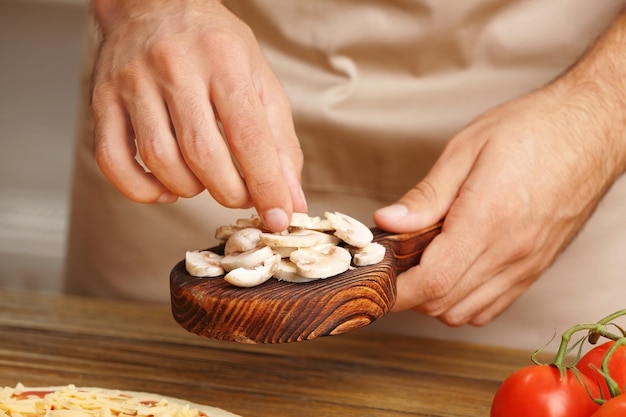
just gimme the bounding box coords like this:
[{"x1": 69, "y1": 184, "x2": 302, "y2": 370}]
[{"x1": 0, "y1": 384, "x2": 240, "y2": 417}]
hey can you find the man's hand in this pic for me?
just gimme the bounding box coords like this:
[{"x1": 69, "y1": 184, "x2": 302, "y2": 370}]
[
  {"x1": 91, "y1": 0, "x2": 307, "y2": 231},
  {"x1": 375, "y1": 11, "x2": 626, "y2": 326}
]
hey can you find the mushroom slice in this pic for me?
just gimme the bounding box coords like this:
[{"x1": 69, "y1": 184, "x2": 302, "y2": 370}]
[
  {"x1": 290, "y1": 243, "x2": 352, "y2": 279},
  {"x1": 235, "y1": 215, "x2": 265, "y2": 229},
  {"x1": 224, "y1": 253, "x2": 281, "y2": 288},
  {"x1": 324, "y1": 211, "x2": 373, "y2": 248},
  {"x1": 351, "y1": 242, "x2": 386, "y2": 266},
  {"x1": 214, "y1": 225, "x2": 243, "y2": 242},
  {"x1": 273, "y1": 259, "x2": 319, "y2": 283},
  {"x1": 221, "y1": 245, "x2": 274, "y2": 272},
  {"x1": 291, "y1": 229, "x2": 340, "y2": 245},
  {"x1": 224, "y1": 227, "x2": 263, "y2": 255},
  {"x1": 271, "y1": 246, "x2": 298, "y2": 259},
  {"x1": 289, "y1": 213, "x2": 334, "y2": 231},
  {"x1": 185, "y1": 250, "x2": 225, "y2": 277},
  {"x1": 260, "y1": 229, "x2": 338, "y2": 248}
]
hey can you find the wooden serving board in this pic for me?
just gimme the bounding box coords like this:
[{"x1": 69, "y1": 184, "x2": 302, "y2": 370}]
[{"x1": 170, "y1": 222, "x2": 442, "y2": 344}]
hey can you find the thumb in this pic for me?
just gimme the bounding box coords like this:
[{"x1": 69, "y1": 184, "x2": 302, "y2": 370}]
[
  {"x1": 374, "y1": 141, "x2": 479, "y2": 233},
  {"x1": 373, "y1": 179, "x2": 451, "y2": 233}
]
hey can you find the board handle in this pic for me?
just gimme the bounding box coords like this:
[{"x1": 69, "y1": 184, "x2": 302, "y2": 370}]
[{"x1": 372, "y1": 222, "x2": 442, "y2": 273}]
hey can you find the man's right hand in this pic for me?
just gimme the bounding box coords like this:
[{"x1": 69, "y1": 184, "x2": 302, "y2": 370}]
[{"x1": 91, "y1": 0, "x2": 307, "y2": 231}]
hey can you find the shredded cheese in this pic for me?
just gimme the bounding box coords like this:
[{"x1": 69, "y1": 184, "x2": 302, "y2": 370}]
[{"x1": 0, "y1": 385, "x2": 211, "y2": 417}]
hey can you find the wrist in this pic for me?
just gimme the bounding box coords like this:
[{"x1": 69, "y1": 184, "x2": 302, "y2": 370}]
[
  {"x1": 91, "y1": 0, "x2": 123, "y2": 34},
  {"x1": 551, "y1": 11, "x2": 626, "y2": 178},
  {"x1": 91, "y1": 0, "x2": 226, "y2": 35}
]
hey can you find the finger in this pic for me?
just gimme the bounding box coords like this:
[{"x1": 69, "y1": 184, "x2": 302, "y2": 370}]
[
  {"x1": 374, "y1": 131, "x2": 486, "y2": 233},
  {"x1": 441, "y1": 276, "x2": 535, "y2": 328},
  {"x1": 164, "y1": 80, "x2": 252, "y2": 208},
  {"x1": 408, "y1": 214, "x2": 512, "y2": 318},
  {"x1": 259, "y1": 66, "x2": 307, "y2": 213},
  {"x1": 432, "y1": 265, "x2": 537, "y2": 327},
  {"x1": 126, "y1": 84, "x2": 205, "y2": 198},
  {"x1": 92, "y1": 86, "x2": 177, "y2": 203},
  {"x1": 277, "y1": 144, "x2": 307, "y2": 214},
  {"x1": 213, "y1": 70, "x2": 293, "y2": 231},
  {"x1": 391, "y1": 216, "x2": 489, "y2": 312},
  {"x1": 468, "y1": 281, "x2": 532, "y2": 326}
]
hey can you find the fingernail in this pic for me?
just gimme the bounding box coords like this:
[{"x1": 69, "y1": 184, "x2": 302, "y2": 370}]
[
  {"x1": 157, "y1": 191, "x2": 178, "y2": 203},
  {"x1": 263, "y1": 207, "x2": 289, "y2": 231},
  {"x1": 376, "y1": 204, "x2": 408, "y2": 221}
]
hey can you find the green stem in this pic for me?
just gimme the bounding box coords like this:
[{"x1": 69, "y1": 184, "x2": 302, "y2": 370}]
[
  {"x1": 597, "y1": 309, "x2": 626, "y2": 326},
  {"x1": 601, "y1": 337, "x2": 626, "y2": 397},
  {"x1": 588, "y1": 309, "x2": 626, "y2": 344},
  {"x1": 552, "y1": 323, "x2": 622, "y2": 376}
]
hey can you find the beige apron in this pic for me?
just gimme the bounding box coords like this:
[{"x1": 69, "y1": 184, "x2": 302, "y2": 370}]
[{"x1": 65, "y1": 0, "x2": 626, "y2": 350}]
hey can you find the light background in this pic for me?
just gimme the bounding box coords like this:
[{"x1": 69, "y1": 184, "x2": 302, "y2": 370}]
[{"x1": 0, "y1": 0, "x2": 88, "y2": 292}]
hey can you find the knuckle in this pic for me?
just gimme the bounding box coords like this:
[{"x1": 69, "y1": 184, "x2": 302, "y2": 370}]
[
  {"x1": 506, "y1": 234, "x2": 536, "y2": 262},
  {"x1": 180, "y1": 131, "x2": 213, "y2": 162},
  {"x1": 214, "y1": 188, "x2": 250, "y2": 208},
  {"x1": 206, "y1": 177, "x2": 251, "y2": 209},
  {"x1": 469, "y1": 315, "x2": 491, "y2": 327},
  {"x1": 122, "y1": 187, "x2": 154, "y2": 203},
  {"x1": 175, "y1": 185, "x2": 202, "y2": 199},
  {"x1": 94, "y1": 141, "x2": 115, "y2": 172},
  {"x1": 438, "y1": 311, "x2": 470, "y2": 328},
  {"x1": 200, "y1": 27, "x2": 253, "y2": 59},
  {"x1": 112, "y1": 60, "x2": 146, "y2": 93},
  {"x1": 511, "y1": 222, "x2": 544, "y2": 258},
  {"x1": 137, "y1": 138, "x2": 170, "y2": 169},
  {"x1": 422, "y1": 270, "x2": 456, "y2": 302},
  {"x1": 90, "y1": 82, "x2": 114, "y2": 109},
  {"x1": 147, "y1": 39, "x2": 189, "y2": 83},
  {"x1": 224, "y1": 98, "x2": 262, "y2": 141},
  {"x1": 480, "y1": 210, "x2": 537, "y2": 262},
  {"x1": 418, "y1": 301, "x2": 446, "y2": 318},
  {"x1": 252, "y1": 175, "x2": 283, "y2": 200},
  {"x1": 407, "y1": 179, "x2": 439, "y2": 205},
  {"x1": 279, "y1": 144, "x2": 304, "y2": 168},
  {"x1": 293, "y1": 146, "x2": 304, "y2": 167},
  {"x1": 178, "y1": 188, "x2": 202, "y2": 199}
]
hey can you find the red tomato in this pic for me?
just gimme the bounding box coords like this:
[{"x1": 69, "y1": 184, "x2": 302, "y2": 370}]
[
  {"x1": 578, "y1": 341, "x2": 626, "y2": 398},
  {"x1": 590, "y1": 394, "x2": 626, "y2": 416},
  {"x1": 490, "y1": 365, "x2": 600, "y2": 417}
]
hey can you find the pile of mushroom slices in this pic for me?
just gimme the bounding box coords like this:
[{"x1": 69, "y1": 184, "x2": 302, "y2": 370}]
[{"x1": 185, "y1": 211, "x2": 387, "y2": 288}]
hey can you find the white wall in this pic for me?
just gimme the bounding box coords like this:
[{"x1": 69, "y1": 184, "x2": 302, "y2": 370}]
[{"x1": 0, "y1": 0, "x2": 88, "y2": 292}]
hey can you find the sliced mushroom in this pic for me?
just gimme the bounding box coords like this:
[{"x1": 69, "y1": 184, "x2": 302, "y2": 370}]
[
  {"x1": 214, "y1": 225, "x2": 243, "y2": 242},
  {"x1": 290, "y1": 243, "x2": 352, "y2": 279},
  {"x1": 190, "y1": 210, "x2": 387, "y2": 287},
  {"x1": 289, "y1": 213, "x2": 334, "y2": 231},
  {"x1": 324, "y1": 211, "x2": 373, "y2": 248},
  {"x1": 291, "y1": 229, "x2": 340, "y2": 245},
  {"x1": 260, "y1": 229, "x2": 338, "y2": 248},
  {"x1": 224, "y1": 227, "x2": 263, "y2": 255},
  {"x1": 224, "y1": 253, "x2": 281, "y2": 287},
  {"x1": 221, "y1": 245, "x2": 275, "y2": 272},
  {"x1": 185, "y1": 250, "x2": 225, "y2": 277},
  {"x1": 235, "y1": 215, "x2": 265, "y2": 229},
  {"x1": 271, "y1": 246, "x2": 298, "y2": 259},
  {"x1": 351, "y1": 242, "x2": 386, "y2": 266},
  {"x1": 273, "y1": 259, "x2": 319, "y2": 283}
]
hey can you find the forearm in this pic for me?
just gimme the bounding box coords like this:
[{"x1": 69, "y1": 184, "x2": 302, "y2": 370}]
[{"x1": 550, "y1": 8, "x2": 626, "y2": 179}]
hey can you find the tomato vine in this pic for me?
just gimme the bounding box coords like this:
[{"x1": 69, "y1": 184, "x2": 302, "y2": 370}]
[{"x1": 490, "y1": 309, "x2": 626, "y2": 417}]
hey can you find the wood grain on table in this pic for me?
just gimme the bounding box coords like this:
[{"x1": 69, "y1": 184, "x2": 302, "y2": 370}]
[{"x1": 0, "y1": 290, "x2": 532, "y2": 416}]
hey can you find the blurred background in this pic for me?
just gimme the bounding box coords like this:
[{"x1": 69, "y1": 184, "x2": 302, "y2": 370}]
[{"x1": 0, "y1": 0, "x2": 88, "y2": 293}]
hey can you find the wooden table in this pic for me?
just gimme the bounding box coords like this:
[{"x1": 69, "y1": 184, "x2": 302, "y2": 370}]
[{"x1": 0, "y1": 290, "x2": 534, "y2": 416}]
